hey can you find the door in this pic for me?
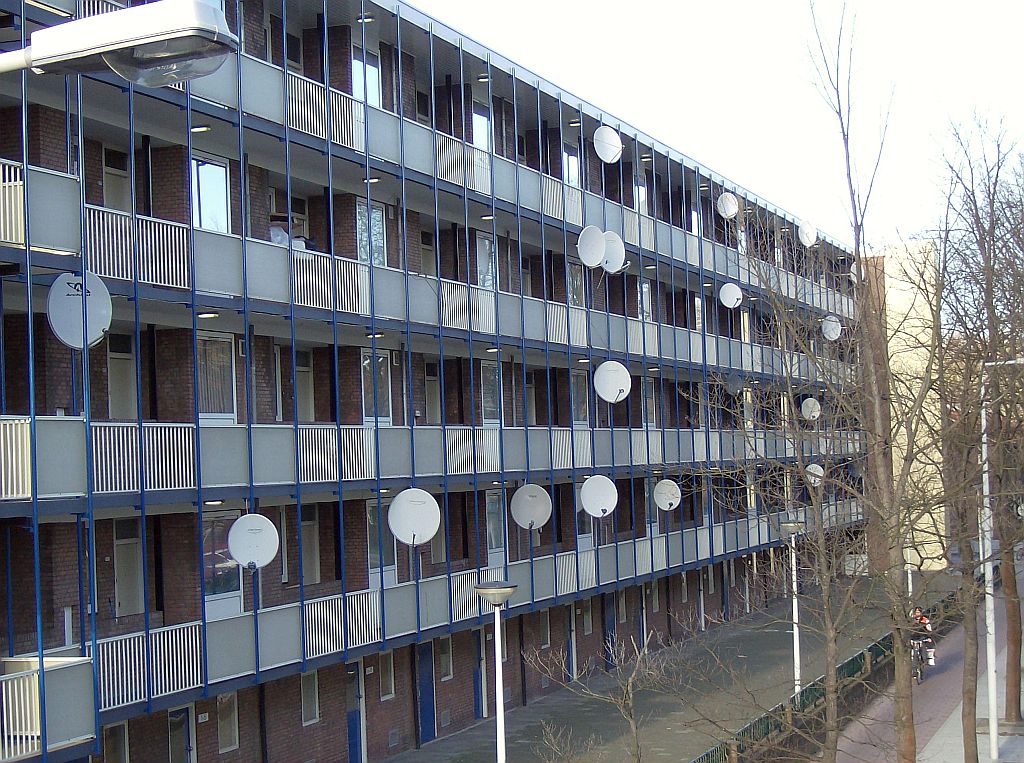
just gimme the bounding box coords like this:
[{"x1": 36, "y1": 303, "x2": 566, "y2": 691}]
[
  {"x1": 485, "y1": 490, "x2": 506, "y2": 569},
  {"x1": 167, "y1": 706, "x2": 196, "y2": 763},
  {"x1": 345, "y1": 662, "x2": 366, "y2": 763},
  {"x1": 295, "y1": 350, "x2": 314, "y2": 422},
  {"x1": 113, "y1": 518, "x2": 144, "y2": 617},
  {"x1": 107, "y1": 334, "x2": 137, "y2": 420},
  {"x1": 203, "y1": 512, "x2": 243, "y2": 620},
  {"x1": 416, "y1": 642, "x2": 436, "y2": 744},
  {"x1": 424, "y1": 362, "x2": 441, "y2": 424},
  {"x1": 472, "y1": 630, "x2": 485, "y2": 719},
  {"x1": 103, "y1": 148, "x2": 131, "y2": 212},
  {"x1": 575, "y1": 484, "x2": 594, "y2": 551},
  {"x1": 525, "y1": 376, "x2": 537, "y2": 426},
  {"x1": 196, "y1": 333, "x2": 236, "y2": 424},
  {"x1": 367, "y1": 500, "x2": 397, "y2": 589}
]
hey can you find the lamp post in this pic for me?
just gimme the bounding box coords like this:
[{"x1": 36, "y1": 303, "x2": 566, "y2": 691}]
[
  {"x1": 980, "y1": 357, "x2": 1024, "y2": 761},
  {"x1": 781, "y1": 519, "x2": 804, "y2": 697},
  {"x1": 475, "y1": 580, "x2": 518, "y2": 763},
  {"x1": 0, "y1": 0, "x2": 236, "y2": 87}
]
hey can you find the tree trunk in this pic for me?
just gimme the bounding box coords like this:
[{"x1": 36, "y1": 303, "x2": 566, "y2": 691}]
[
  {"x1": 1002, "y1": 545, "x2": 1022, "y2": 721},
  {"x1": 961, "y1": 564, "x2": 981, "y2": 763},
  {"x1": 821, "y1": 572, "x2": 840, "y2": 763},
  {"x1": 892, "y1": 631, "x2": 918, "y2": 763}
]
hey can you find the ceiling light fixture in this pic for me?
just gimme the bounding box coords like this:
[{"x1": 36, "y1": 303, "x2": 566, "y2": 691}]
[
  {"x1": 190, "y1": 124, "x2": 212, "y2": 133},
  {"x1": 568, "y1": 118, "x2": 581, "y2": 128},
  {"x1": 476, "y1": 73, "x2": 489, "y2": 83},
  {"x1": 577, "y1": 357, "x2": 590, "y2": 364},
  {"x1": 366, "y1": 331, "x2": 384, "y2": 339},
  {"x1": 365, "y1": 176, "x2": 381, "y2": 184},
  {"x1": 486, "y1": 346, "x2": 499, "y2": 353},
  {"x1": 356, "y1": 13, "x2": 373, "y2": 23},
  {"x1": 196, "y1": 311, "x2": 218, "y2": 319},
  {"x1": 481, "y1": 213, "x2": 494, "y2": 221},
  {"x1": 204, "y1": 499, "x2": 224, "y2": 506}
]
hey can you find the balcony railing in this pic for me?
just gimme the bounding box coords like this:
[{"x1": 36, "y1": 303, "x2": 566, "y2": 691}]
[
  {"x1": 292, "y1": 251, "x2": 370, "y2": 314},
  {"x1": 0, "y1": 160, "x2": 24, "y2": 247},
  {"x1": 0, "y1": 418, "x2": 30, "y2": 500},
  {"x1": 91, "y1": 422, "x2": 196, "y2": 493},
  {"x1": 0, "y1": 669, "x2": 39, "y2": 760},
  {"x1": 287, "y1": 73, "x2": 366, "y2": 153},
  {"x1": 439, "y1": 279, "x2": 496, "y2": 334},
  {"x1": 444, "y1": 426, "x2": 500, "y2": 474},
  {"x1": 296, "y1": 424, "x2": 375, "y2": 483},
  {"x1": 85, "y1": 205, "x2": 191, "y2": 289},
  {"x1": 550, "y1": 427, "x2": 593, "y2": 470},
  {"x1": 435, "y1": 132, "x2": 490, "y2": 195},
  {"x1": 545, "y1": 302, "x2": 588, "y2": 346},
  {"x1": 626, "y1": 317, "x2": 660, "y2": 356}
]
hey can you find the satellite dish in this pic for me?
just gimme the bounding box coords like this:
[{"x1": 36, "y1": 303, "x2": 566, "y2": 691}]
[
  {"x1": 653, "y1": 479, "x2": 682, "y2": 512},
  {"x1": 821, "y1": 315, "x2": 842, "y2": 342},
  {"x1": 724, "y1": 373, "x2": 744, "y2": 396},
  {"x1": 594, "y1": 360, "x2": 631, "y2": 403},
  {"x1": 848, "y1": 262, "x2": 861, "y2": 284},
  {"x1": 388, "y1": 488, "x2": 441, "y2": 546},
  {"x1": 47, "y1": 271, "x2": 112, "y2": 350},
  {"x1": 602, "y1": 231, "x2": 626, "y2": 273},
  {"x1": 800, "y1": 397, "x2": 822, "y2": 421},
  {"x1": 510, "y1": 483, "x2": 552, "y2": 530},
  {"x1": 716, "y1": 192, "x2": 739, "y2": 220},
  {"x1": 719, "y1": 282, "x2": 743, "y2": 309},
  {"x1": 577, "y1": 226, "x2": 606, "y2": 268},
  {"x1": 227, "y1": 513, "x2": 280, "y2": 571},
  {"x1": 798, "y1": 221, "x2": 818, "y2": 248},
  {"x1": 594, "y1": 126, "x2": 623, "y2": 164},
  {"x1": 580, "y1": 475, "x2": 618, "y2": 518},
  {"x1": 805, "y1": 463, "x2": 825, "y2": 487}
]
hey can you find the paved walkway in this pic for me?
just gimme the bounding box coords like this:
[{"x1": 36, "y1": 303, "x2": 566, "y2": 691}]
[
  {"x1": 839, "y1": 576, "x2": 1024, "y2": 762},
  {"x1": 391, "y1": 576, "x2": 956, "y2": 762}
]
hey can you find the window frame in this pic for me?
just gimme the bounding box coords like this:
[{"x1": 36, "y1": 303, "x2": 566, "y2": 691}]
[
  {"x1": 539, "y1": 609, "x2": 551, "y2": 649},
  {"x1": 300, "y1": 505, "x2": 321, "y2": 585},
  {"x1": 361, "y1": 348, "x2": 392, "y2": 425},
  {"x1": 581, "y1": 598, "x2": 593, "y2": 636},
  {"x1": 190, "y1": 153, "x2": 231, "y2": 234},
  {"x1": 103, "y1": 721, "x2": 130, "y2": 763},
  {"x1": 301, "y1": 670, "x2": 320, "y2": 726},
  {"x1": 355, "y1": 198, "x2": 387, "y2": 267},
  {"x1": 438, "y1": 636, "x2": 454, "y2": 681},
  {"x1": 379, "y1": 651, "x2": 396, "y2": 700},
  {"x1": 480, "y1": 359, "x2": 501, "y2": 426},
  {"x1": 352, "y1": 45, "x2": 383, "y2": 108},
  {"x1": 217, "y1": 692, "x2": 239, "y2": 753},
  {"x1": 195, "y1": 331, "x2": 237, "y2": 425}
]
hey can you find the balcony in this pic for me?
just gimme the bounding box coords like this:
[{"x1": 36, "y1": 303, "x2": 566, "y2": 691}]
[
  {"x1": 0, "y1": 657, "x2": 94, "y2": 762},
  {"x1": 34, "y1": 502, "x2": 865, "y2": 715},
  {"x1": 0, "y1": 418, "x2": 30, "y2": 501}
]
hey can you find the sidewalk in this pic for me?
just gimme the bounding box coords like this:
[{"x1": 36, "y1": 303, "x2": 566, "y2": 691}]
[{"x1": 391, "y1": 576, "x2": 955, "y2": 762}]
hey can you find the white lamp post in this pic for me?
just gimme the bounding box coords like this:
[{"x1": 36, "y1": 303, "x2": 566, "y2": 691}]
[
  {"x1": 980, "y1": 357, "x2": 1024, "y2": 761},
  {"x1": 475, "y1": 580, "x2": 518, "y2": 763},
  {"x1": 781, "y1": 519, "x2": 804, "y2": 696},
  {"x1": 0, "y1": 0, "x2": 237, "y2": 87}
]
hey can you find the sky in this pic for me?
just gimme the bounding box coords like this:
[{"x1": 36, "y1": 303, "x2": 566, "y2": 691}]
[{"x1": 407, "y1": 0, "x2": 1024, "y2": 249}]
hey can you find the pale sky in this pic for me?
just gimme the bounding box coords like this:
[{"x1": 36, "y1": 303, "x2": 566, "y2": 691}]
[{"x1": 409, "y1": 0, "x2": 1024, "y2": 249}]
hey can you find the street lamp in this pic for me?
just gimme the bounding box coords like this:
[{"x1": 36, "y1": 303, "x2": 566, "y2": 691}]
[
  {"x1": 980, "y1": 357, "x2": 1024, "y2": 761},
  {"x1": 781, "y1": 519, "x2": 804, "y2": 697},
  {"x1": 0, "y1": 0, "x2": 237, "y2": 88},
  {"x1": 475, "y1": 580, "x2": 518, "y2": 763}
]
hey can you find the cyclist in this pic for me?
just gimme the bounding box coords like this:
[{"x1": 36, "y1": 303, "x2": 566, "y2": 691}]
[{"x1": 910, "y1": 606, "x2": 935, "y2": 666}]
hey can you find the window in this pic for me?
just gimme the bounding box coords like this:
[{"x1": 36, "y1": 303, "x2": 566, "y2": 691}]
[
  {"x1": 301, "y1": 505, "x2": 320, "y2": 585},
  {"x1": 103, "y1": 147, "x2": 130, "y2": 212},
  {"x1": 356, "y1": 199, "x2": 386, "y2": 266},
  {"x1": 481, "y1": 360, "x2": 501, "y2": 425},
  {"x1": 352, "y1": 47, "x2": 382, "y2": 107},
  {"x1": 539, "y1": 609, "x2": 551, "y2": 649},
  {"x1": 680, "y1": 571, "x2": 688, "y2": 602},
  {"x1": 706, "y1": 565, "x2": 716, "y2": 595},
  {"x1": 472, "y1": 102, "x2": 491, "y2": 152},
  {"x1": 485, "y1": 490, "x2": 505, "y2": 559},
  {"x1": 571, "y1": 370, "x2": 589, "y2": 426},
  {"x1": 113, "y1": 517, "x2": 144, "y2": 617},
  {"x1": 197, "y1": 334, "x2": 235, "y2": 422},
  {"x1": 567, "y1": 261, "x2": 586, "y2": 308},
  {"x1": 500, "y1": 620, "x2": 508, "y2": 661},
  {"x1": 190, "y1": 156, "x2": 230, "y2": 233},
  {"x1": 581, "y1": 599, "x2": 593, "y2": 635},
  {"x1": 279, "y1": 508, "x2": 289, "y2": 584},
  {"x1": 644, "y1": 377, "x2": 658, "y2": 427},
  {"x1": 438, "y1": 636, "x2": 453, "y2": 681},
  {"x1": 366, "y1": 502, "x2": 397, "y2": 571},
  {"x1": 650, "y1": 581, "x2": 660, "y2": 613},
  {"x1": 477, "y1": 233, "x2": 497, "y2": 290},
  {"x1": 217, "y1": 692, "x2": 239, "y2": 753},
  {"x1": 203, "y1": 513, "x2": 241, "y2": 599},
  {"x1": 617, "y1": 590, "x2": 627, "y2": 624},
  {"x1": 301, "y1": 671, "x2": 320, "y2": 725},
  {"x1": 284, "y1": 31, "x2": 302, "y2": 73},
  {"x1": 639, "y1": 279, "x2": 654, "y2": 322},
  {"x1": 562, "y1": 144, "x2": 581, "y2": 188},
  {"x1": 430, "y1": 524, "x2": 446, "y2": 565},
  {"x1": 379, "y1": 651, "x2": 395, "y2": 699},
  {"x1": 361, "y1": 349, "x2": 392, "y2": 424},
  {"x1": 103, "y1": 722, "x2": 129, "y2": 763}
]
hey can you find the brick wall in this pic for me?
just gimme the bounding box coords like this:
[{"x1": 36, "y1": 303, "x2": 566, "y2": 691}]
[
  {"x1": 160, "y1": 513, "x2": 200, "y2": 625},
  {"x1": 265, "y1": 664, "x2": 349, "y2": 761},
  {"x1": 0, "y1": 104, "x2": 68, "y2": 170},
  {"x1": 432, "y1": 630, "x2": 478, "y2": 737},
  {"x1": 363, "y1": 647, "x2": 416, "y2": 758},
  {"x1": 150, "y1": 146, "x2": 189, "y2": 224},
  {"x1": 241, "y1": 0, "x2": 267, "y2": 59}
]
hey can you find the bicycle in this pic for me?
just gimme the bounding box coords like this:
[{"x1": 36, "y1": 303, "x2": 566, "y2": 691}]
[{"x1": 910, "y1": 638, "x2": 928, "y2": 684}]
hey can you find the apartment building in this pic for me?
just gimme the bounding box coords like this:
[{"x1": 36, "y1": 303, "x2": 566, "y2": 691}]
[{"x1": 0, "y1": 0, "x2": 864, "y2": 760}]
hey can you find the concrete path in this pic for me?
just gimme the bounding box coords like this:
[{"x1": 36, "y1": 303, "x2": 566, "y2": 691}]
[{"x1": 390, "y1": 577, "x2": 955, "y2": 762}]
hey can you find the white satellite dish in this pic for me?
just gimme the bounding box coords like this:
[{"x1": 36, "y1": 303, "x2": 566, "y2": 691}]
[
  {"x1": 848, "y1": 262, "x2": 861, "y2": 284},
  {"x1": 594, "y1": 125, "x2": 623, "y2": 164},
  {"x1": 821, "y1": 315, "x2": 842, "y2": 342},
  {"x1": 653, "y1": 479, "x2": 682, "y2": 512},
  {"x1": 577, "y1": 226, "x2": 606, "y2": 268},
  {"x1": 805, "y1": 463, "x2": 825, "y2": 487},
  {"x1": 388, "y1": 488, "x2": 441, "y2": 546},
  {"x1": 510, "y1": 483, "x2": 552, "y2": 530},
  {"x1": 227, "y1": 513, "x2": 280, "y2": 571},
  {"x1": 602, "y1": 231, "x2": 626, "y2": 273},
  {"x1": 724, "y1": 374, "x2": 745, "y2": 397},
  {"x1": 716, "y1": 192, "x2": 739, "y2": 220},
  {"x1": 580, "y1": 475, "x2": 618, "y2": 518},
  {"x1": 47, "y1": 271, "x2": 112, "y2": 350},
  {"x1": 719, "y1": 282, "x2": 743, "y2": 309},
  {"x1": 594, "y1": 360, "x2": 631, "y2": 403},
  {"x1": 800, "y1": 397, "x2": 822, "y2": 421},
  {"x1": 798, "y1": 221, "x2": 818, "y2": 248}
]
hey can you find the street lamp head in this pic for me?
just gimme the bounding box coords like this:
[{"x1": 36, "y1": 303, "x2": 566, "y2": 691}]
[
  {"x1": 474, "y1": 580, "x2": 518, "y2": 607},
  {"x1": 983, "y1": 357, "x2": 1024, "y2": 369},
  {"x1": 780, "y1": 521, "x2": 805, "y2": 538},
  {"x1": 0, "y1": 0, "x2": 237, "y2": 87}
]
